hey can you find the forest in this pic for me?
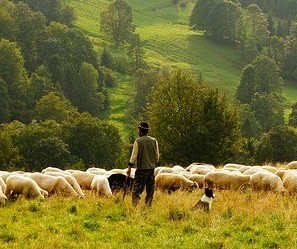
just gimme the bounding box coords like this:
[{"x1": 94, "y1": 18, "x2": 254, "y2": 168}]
[{"x1": 0, "y1": 0, "x2": 297, "y2": 171}]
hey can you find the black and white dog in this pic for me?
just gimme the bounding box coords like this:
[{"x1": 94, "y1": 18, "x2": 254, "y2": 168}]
[{"x1": 192, "y1": 188, "x2": 215, "y2": 212}]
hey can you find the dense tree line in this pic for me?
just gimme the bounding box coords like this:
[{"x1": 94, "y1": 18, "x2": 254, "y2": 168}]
[
  {"x1": 0, "y1": 113, "x2": 123, "y2": 171},
  {"x1": 147, "y1": 70, "x2": 241, "y2": 165},
  {"x1": 238, "y1": 0, "x2": 297, "y2": 19},
  {"x1": 190, "y1": 0, "x2": 297, "y2": 84},
  {"x1": 0, "y1": 0, "x2": 126, "y2": 170},
  {"x1": 13, "y1": 0, "x2": 76, "y2": 26},
  {"x1": 0, "y1": 0, "x2": 112, "y2": 123},
  {"x1": 0, "y1": 0, "x2": 297, "y2": 170}
]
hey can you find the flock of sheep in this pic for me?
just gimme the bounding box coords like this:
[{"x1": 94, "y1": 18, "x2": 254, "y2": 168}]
[{"x1": 1, "y1": 160, "x2": 297, "y2": 206}]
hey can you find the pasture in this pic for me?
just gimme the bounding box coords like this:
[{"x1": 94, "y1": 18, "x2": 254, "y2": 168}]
[
  {"x1": 1, "y1": 188, "x2": 297, "y2": 248},
  {"x1": 62, "y1": 0, "x2": 297, "y2": 141}
]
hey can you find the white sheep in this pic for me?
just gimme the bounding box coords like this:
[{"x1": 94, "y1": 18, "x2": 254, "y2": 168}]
[
  {"x1": 27, "y1": 172, "x2": 79, "y2": 197},
  {"x1": 0, "y1": 178, "x2": 7, "y2": 205},
  {"x1": 0, "y1": 188, "x2": 7, "y2": 205},
  {"x1": 41, "y1": 166, "x2": 71, "y2": 175},
  {"x1": 154, "y1": 166, "x2": 174, "y2": 176},
  {"x1": 188, "y1": 174, "x2": 205, "y2": 189},
  {"x1": 242, "y1": 167, "x2": 264, "y2": 175},
  {"x1": 186, "y1": 163, "x2": 215, "y2": 173},
  {"x1": 274, "y1": 169, "x2": 287, "y2": 180},
  {"x1": 261, "y1": 165, "x2": 278, "y2": 173},
  {"x1": 0, "y1": 177, "x2": 6, "y2": 194},
  {"x1": 5, "y1": 174, "x2": 47, "y2": 199},
  {"x1": 286, "y1": 161, "x2": 297, "y2": 170},
  {"x1": 191, "y1": 167, "x2": 215, "y2": 175},
  {"x1": 71, "y1": 171, "x2": 96, "y2": 190},
  {"x1": 223, "y1": 163, "x2": 246, "y2": 170},
  {"x1": 44, "y1": 171, "x2": 86, "y2": 198},
  {"x1": 155, "y1": 173, "x2": 198, "y2": 193},
  {"x1": 186, "y1": 163, "x2": 215, "y2": 174},
  {"x1": 250, "y1": 171, "x2": 286, "y2": 193},
  {"x1": 283, "y1": 170, "x2": 297, "y2": 194},
  {"x1": 86, "y1": 167, "x2": 107, "y2": 175},
  {"x1": 204, "y1": 170, "x2": 250, "y2": 190},
  {"x1": 172, "y1": 165, "x2": 187, "y2": 172},
  {"x1": 90, "y1": 175, "x2": 113, "y2": 197}
]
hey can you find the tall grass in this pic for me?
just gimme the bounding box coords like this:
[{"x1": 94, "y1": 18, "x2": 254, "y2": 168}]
[{"x1": 1, "y1": 189, "x2": 297, "y2": 248}]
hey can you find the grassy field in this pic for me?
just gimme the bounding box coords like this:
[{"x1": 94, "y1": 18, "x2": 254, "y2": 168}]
[
  {"x1": 1, "y1": 189, "x2": 297, "y2": 248},
  {"x1": 62, "y1": 0, "x2": 297, "y2": 140}
]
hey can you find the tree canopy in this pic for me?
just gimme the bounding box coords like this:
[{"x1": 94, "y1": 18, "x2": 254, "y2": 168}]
[
  {"x1": 100, "y1": 0, "x2": 135, "y2": 46},
  {"x1": 236, "y1": 55, "x2": 284, "y2": 133},
  {"x1": 147, "y1": 70, "x2": 241, "y2": 165}
]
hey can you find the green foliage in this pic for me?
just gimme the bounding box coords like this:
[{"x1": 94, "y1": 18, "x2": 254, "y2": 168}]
[
  {"x1": 268, "y1": 36, "x2": 285, "y2": 70},
  {"x1": 238, "y1": 0, "x2": 297, "y2": 19},
  {"x1": 128, "y1": 33, "x2": 146, "y2": 72},
  {"x1": 0, "y1": 130, "x2": 20, "y2": 169},
  {"x1": 62, "y1": 114, "x2": 123, "y2": 168},
  {"x1": 288, "y1": 103, "x2": 297, "y2": 127},
  {"x1": 0, "y1": 38, "x2": 29, "y2": 122},
  {"x1": 251, "y1": 93, "x2": 285, "y2": 132},
  {"x1": 12, "y1": 2, "x2": 47, "y2": 72},
  {"x1": 100, "y1": 47, "x2": 114, "y2": 69},
  {"x1": 283, "y1": 23, "x2": 297, "y2": 81},
  {"x1": 267, "y1": 14, "x2": 275, "y2": 36},
  {"x1": 14, "y1": 0, "x2": 75, "y2": 26},
  {"x1": 147, "y1": 69, "x2": 241, "y2": 165},
  {"x1": 242, "y1": 38, "x2": 258, "y2": 62},
  {"x1": 33, "y1": 92, "x2": 79, "y2": 123},
  {"x1": 27, "y1": 65, "x2": 58, "y2": 110},
  {"x1": 236, "y1": 55, "x2": 285, "y2": 132},
  {"x1": 36, "y1": 21, "x2": 107, "y2": 114},
  {"x1": 255, "y1": 125, "x2": 297, "y2": 163},
  {"x1": 0, "y1": 7, "x2": 17, "y2": 40},
  {"x1": 72, "y1": 62, "x2": 103, "y2": 115},
  {"x1": 244, "y1": 4, "x2": 270, "y2": 50},
  {"x1": 239, "y1": 104, "x2": 261, "y2": 138},
  {"x1": 13, "y1": 120, "x2": 68, "y2": 171},
  {"x1": 131, "y1": 68, "x2": 158, "y2": 119},
  {"x1": 30, "y1": 136, "x2": 71, "y2": 169},
  {"x1": 0, "y1": 78, "x2": 11, "y2": 123},
  {"x1": 100, "y1": 0, "x2": 135, "y2": 46},
  {"x1": 190, "y1": 0, "x2": 244, "y2": 43},
  {"x1": 101, "y1": 67, "x2": 117, "y2": 88}
]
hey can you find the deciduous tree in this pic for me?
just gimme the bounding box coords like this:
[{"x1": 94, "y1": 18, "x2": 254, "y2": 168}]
[
  {"x1": 289, "y1": 103, "x2": 297, "y2": 127},
  {"x1": 236, "y1": 55, "x2": 284, "y2": 132},
  {"x1": 33, "y1": 92, "x2": 79, "y2": 123},
  {"x1": 62, "y1": 114, "x2": 123, "y2": 168},
  {"x1": 0, "y1": 39, "x2": 29, "y2": 122},
  {"x1": 190, "y1": 0, "x2": 244, "y2": 43},
  {"x1": 100, "y1": 0, "x2": 135, "y2": 46},
  {"x1": 0, "y1": 78, "x2": 11, "y2": 123},
  {"x1": 255, "y1": 126, "x2": 297, "y2": 163},
  {"x1": 245, "y1": 4, "x2": 270, "y2": 50},
  {"x1": 147, "y1": 69, "x2": 241, "y2": 165}
]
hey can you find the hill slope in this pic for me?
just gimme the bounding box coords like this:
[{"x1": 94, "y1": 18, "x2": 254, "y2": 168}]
[{"x1": 63, "y1": 0, "x2": 297, "y2": 140}]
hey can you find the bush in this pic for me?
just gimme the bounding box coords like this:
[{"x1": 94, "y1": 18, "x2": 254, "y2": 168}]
[{"x1": 255, "y1": 125, "x2": 297, "y2": 163}]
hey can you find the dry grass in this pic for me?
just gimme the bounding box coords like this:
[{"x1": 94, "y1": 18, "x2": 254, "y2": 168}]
[{"x1": 1, "y1": 188, "x2": 297, "y2": 248}]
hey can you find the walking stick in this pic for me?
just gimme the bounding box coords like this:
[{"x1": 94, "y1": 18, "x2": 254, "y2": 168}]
[{"x1": 122, "y1": 175, "x2": 129, "y2": 201}]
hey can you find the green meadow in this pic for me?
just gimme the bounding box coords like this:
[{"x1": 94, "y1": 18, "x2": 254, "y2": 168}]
[
  {"x1": 1, "y1": 189, "x2": 297, "y2": 248},
  {"x1": 62, "y1": 0, "x2": 297, "y2": 140}
]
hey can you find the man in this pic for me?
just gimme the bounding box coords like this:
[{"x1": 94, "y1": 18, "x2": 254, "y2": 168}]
[{"x1": 126, "y1": 122, "x2": 159, "y2": 206}]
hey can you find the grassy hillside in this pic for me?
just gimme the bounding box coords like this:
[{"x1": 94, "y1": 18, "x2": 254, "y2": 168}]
[
  {"x1": 1, "y1": 189, "x2": 297, "y2": 248},
  {"x1": 64, "y1": 0, "x2": 245, "y2": 93},
  {"x1": 63, "y1": 0, "x2": 297, "y2": 140}
]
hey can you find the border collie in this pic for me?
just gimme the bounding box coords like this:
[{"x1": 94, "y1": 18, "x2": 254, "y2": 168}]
[{"x1": 192, "y1": 188, "x2": 215, "y2": 212}]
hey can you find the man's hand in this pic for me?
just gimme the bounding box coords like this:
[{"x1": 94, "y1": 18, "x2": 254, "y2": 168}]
[{"x1": 126, "y1": 166, "x2": 131, "y2": 177}]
